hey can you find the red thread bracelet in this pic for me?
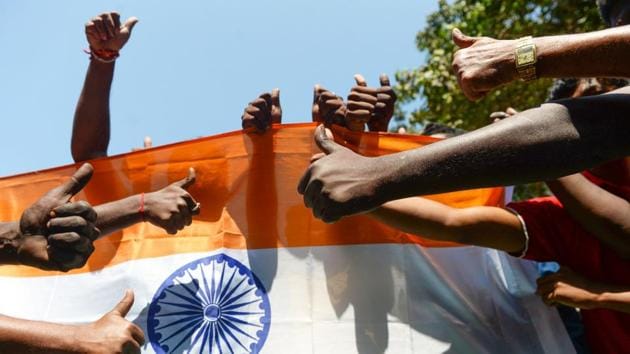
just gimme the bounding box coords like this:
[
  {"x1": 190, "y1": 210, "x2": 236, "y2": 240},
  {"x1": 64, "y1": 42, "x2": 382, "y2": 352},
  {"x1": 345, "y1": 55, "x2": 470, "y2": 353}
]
[
  {"x1": 139, "y1": 193, "x2": 145, "y2": 221},
  {"x1": 83, "y1": 47, "x2": 120, "y2": 63}
]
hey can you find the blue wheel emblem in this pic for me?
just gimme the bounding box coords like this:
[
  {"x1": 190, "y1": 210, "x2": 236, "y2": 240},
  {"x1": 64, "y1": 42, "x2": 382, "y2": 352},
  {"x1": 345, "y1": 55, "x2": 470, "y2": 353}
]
[{"x1": 147, "y1": 254, "x2": 271, "y2": 353}]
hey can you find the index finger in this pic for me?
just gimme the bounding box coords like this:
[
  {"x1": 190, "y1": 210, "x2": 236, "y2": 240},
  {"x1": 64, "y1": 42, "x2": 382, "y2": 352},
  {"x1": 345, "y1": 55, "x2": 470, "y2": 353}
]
[{"x1": 49, "y1": 163, "x2": 94, "y2": 201}]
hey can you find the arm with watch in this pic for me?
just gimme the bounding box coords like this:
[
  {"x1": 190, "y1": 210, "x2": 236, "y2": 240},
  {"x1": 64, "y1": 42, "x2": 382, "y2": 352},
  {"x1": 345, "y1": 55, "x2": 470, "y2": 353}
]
[
  {"x1": 298, "y1": 26, "x2": 630, "y2": 222},
  {"x1": 452, "y1": 26, "x2": 630, "y2": 100},
  {"x1": 71, "y1": 12, "x2": 138, "y2": 162}
]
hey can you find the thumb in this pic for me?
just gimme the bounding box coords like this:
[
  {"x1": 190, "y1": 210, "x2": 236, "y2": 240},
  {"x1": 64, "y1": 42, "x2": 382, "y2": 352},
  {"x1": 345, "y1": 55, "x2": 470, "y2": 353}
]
[
  {"x1": 122, "y1": 17, "x2": 139, "y2": 33},
  {"x1": 379, "y1": 74, "x2": 391, "y2": 87},
  {"x1": 452, "y1": 28, "x2": 479, "y2": 48},
  {"x1": 313, "y1": 84, "x2": 322, "y2": 104},
  {"x1": 314, "y1": 125, "x2": 340, "y2": 154},
  {"x1": 271, "y1": 88, "x2": 282, "y2": 123},
  {"x1": 111, "y1": 289, "x2": 134, "y2": 317},
  {"x1": 271, "y1": 88, "x2": 281, "y2": 108},
  {"x1": 354, "y1": 74, "x2": 367, "y2": 87},
  {"x1": 312, "y1": 84, "x2": 322, "y2": 122},
  {"x1": 172, "y1": 167, "x2": 196, "y2": 189},
  {"x1": 55, "y1": 163, "x2": 94, "y2": 200}
]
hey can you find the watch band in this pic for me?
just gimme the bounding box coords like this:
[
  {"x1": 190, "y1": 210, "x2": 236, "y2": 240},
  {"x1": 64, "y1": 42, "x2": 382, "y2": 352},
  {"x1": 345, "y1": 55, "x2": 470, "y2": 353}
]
[{"x1": 515, "y1": 36, "x2": 537, "y2": 82}]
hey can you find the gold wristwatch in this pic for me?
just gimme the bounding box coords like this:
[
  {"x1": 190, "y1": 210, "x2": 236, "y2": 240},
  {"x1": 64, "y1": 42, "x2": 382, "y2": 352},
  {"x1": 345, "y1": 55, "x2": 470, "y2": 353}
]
[{"x1": 515, "y1": 36, "x2": 537, "y2": 82}]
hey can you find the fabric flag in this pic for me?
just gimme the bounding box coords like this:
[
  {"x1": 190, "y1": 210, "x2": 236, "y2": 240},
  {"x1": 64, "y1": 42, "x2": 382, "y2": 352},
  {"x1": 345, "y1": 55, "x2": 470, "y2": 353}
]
[{"x1": 0, "y1": 124, "x2": 573, "y2": 353}]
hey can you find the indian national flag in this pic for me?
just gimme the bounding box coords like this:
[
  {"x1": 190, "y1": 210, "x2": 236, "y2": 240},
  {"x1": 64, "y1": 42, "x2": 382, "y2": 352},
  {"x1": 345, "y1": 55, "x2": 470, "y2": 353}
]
[{"x1": 0, "y1": 124, "x2": 573, "y2": 353}]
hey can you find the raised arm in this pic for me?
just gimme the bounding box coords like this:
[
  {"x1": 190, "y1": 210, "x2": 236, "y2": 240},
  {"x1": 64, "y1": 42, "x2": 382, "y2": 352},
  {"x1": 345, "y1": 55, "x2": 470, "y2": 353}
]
[
  {"x1": 0, "y1": 290, "x2": 144, "y2": 353},
  {"x1": 452, "y1": 25, "x2": 630, "y2": 100},
  {"x1": 72, "y1": 12, "x2": 138, "y2": 162},
  {"x1": 94, "y1": 168, "x2": 200, "y2": 236},
  {"x1": 546, "y1": 174, "x2": 630, "y2": 260},
  {"x1": 299, "y1": 88, "x2": 630, "y2": 223},
  {"x1": 370, "y1": 197, "x2": 525, "y2": 254}
]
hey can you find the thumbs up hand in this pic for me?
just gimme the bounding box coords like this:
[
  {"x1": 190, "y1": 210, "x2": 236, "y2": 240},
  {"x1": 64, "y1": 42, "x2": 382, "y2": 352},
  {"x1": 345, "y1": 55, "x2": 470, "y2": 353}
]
[
  {"x1": 312, "y1": 85, "x2": 347, "y2": 126},
  {"x1": 14, "y1": 163, "x2": 99, "y2": 271},
  {"x1": 451, "y1": 28, "x2": 519, "y2": 101},
  {"x1": 347, "y1": 74, "x2": 397, "y2": 132},
  {"x1": 85, "y1": 12, "x2": 138, "y2": 53},
  {"x1": 298, "y1": 126, "x2": 386, "y2": 223},
  {"x1": 74, "y1": 290, "x2": 145, "y2": 354},
  {"x1": 242, "y1": 89, "x2": 282, "y2": 132},
  {"x1": 144, "y1": 168, "x2": 201, "y2": 235}
]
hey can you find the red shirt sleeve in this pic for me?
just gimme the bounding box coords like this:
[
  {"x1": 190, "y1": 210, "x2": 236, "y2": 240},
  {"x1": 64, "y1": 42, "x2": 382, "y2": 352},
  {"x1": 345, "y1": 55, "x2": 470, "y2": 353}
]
[{"x1": 506, "y1": 196, "x2": 582, "y2": 264}]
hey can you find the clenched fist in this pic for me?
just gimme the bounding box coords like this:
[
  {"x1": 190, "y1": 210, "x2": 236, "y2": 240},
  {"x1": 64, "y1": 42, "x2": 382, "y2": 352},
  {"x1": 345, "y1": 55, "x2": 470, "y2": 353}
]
[
  {"x1": 85, "y1": 12, "x2": 138, "y2": 54},
  {"x1": 452, "y1": 28, "x2": 518, "y2": 101}
]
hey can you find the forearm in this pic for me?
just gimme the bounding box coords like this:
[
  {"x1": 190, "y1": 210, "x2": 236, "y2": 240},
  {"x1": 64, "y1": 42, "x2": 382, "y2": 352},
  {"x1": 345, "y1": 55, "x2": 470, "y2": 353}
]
[
  {"x1": 546, "y1": 175, "x2": 630, "y2": 259},
  {"x1": 377, "y1": 88, "x2": 630, "y2": 201},
  {"x1": 0, "y1": 314, "x2": 80, "y2": 353},
  {"x1": 0, "y1": 222, "x2": 20, "y2": 265},
  {"x1": 596, "y1": 289, "x2": 630, "y2": 313},
  {"x1": 71, "y1": 60, "x2": 114, "y2": 162},
  {"x1": 94, "y1": 195, "x2": 143, "y2": 237},
  {"x1": 370, "y1": 198, "x2": 524, "y2": 253},
  {"x1": 535, "y1": 25, "x2": 630, "y2": 79}
]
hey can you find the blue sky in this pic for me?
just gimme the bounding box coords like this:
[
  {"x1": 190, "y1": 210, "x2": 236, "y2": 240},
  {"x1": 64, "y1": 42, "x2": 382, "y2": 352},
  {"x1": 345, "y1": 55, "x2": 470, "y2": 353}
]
[{"x1": 0, "y1": 0, "x2": 436, "y2": 176}]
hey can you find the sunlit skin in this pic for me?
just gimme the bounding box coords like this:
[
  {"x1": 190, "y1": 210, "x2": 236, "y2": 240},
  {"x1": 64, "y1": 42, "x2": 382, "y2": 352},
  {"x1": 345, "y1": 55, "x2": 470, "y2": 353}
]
[
  {"x1": 0, "y1": 12, "x2": 202, "y2": 353},
  {"x1": 242, "y1": 74, "x2": 396, "y2": 133},
  {"x1": 299, "y1": 23, "x2": 630, "y2": 223}
]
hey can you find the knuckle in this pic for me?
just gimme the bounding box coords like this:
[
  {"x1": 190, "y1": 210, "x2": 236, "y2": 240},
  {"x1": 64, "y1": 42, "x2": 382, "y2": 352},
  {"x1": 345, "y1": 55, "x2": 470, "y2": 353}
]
[{"x1": 77, "y1": 200, "x2": 92, "y2": 209}]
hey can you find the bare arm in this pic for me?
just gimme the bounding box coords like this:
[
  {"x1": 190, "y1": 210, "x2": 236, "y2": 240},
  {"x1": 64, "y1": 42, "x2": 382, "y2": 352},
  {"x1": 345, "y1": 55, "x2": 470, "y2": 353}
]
[
  {"x1": 370, "y1": 197, "x2": 525, "y2": 254},
  {"x1": 0, "y1": 291, "x2": 145, "y2": 353},
  {"x1": 93, "y1": 193, "x2": 140, "y2": 237},
  {"x1": 71, "y1": 12, "x2": 138, "y2": 162},
  {"x1": 72, "y1": 60, "x2": 114, "y2": 161},
  {"x1": 534, "y1": 26, "x2": 630, "y2": 79},
  {"x1": 452, "y1": 25, "x2": 630, "y2": 100},
  {"x1": 94, "y1": 168, "x2": 200, "y2": 237},
  {"x1": 596, "y1": 288, "x2": 630, "y2": 313},
  {"x1": 546, "y1": 174, "x2": 630, "y2": 260},
  {"x1": 299, "y1": 88, "x2": 630, "y2": 222},
  {"x1": 537, "y1": 268, "x2": 630, "y2": 314},
  {"x1": 0, "y1": 315, "x2": 80, "y2": 353}
]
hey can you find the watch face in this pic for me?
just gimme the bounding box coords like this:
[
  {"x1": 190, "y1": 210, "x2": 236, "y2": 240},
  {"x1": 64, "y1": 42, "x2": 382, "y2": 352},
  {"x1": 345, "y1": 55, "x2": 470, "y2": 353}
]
[{"x1": 516, "y1": 45, "x2": 536, "y2": 66}]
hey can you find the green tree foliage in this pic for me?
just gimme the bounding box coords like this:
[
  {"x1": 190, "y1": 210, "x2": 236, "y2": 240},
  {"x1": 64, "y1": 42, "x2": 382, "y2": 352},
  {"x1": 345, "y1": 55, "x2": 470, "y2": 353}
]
[{"x1": 394, "y1": 0, "x2": 602, "y2": 131}]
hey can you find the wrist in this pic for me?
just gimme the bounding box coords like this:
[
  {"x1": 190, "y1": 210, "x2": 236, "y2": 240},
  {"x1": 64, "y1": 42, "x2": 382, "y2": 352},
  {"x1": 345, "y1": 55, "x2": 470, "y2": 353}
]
[
  {"x1": 514, "y1": 36, "x2": 537, "y2": 82},
  {"x1": 69, "y1": 324, "x2": 94, "y2": 353},
  {"x1": 85, "y1": 47, "x2": 119, "y2": 64}
]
